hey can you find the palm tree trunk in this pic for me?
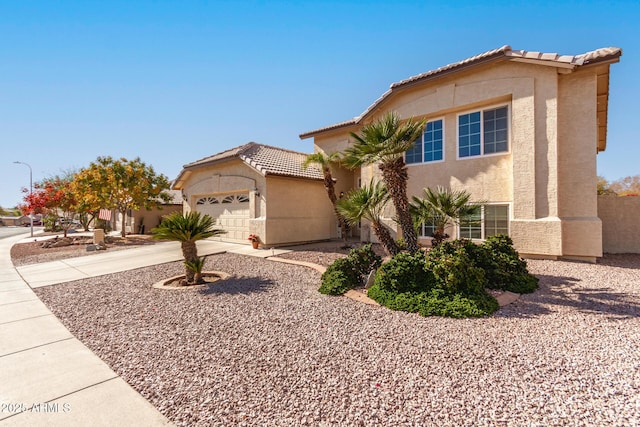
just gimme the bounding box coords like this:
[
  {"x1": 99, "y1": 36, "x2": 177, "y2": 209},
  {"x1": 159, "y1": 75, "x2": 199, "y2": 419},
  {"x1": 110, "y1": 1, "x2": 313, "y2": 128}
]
[
  {"x1": 371, "y1": 221, "x2": 400, "y2": 257},
  {"x1": 324, "y1": 170, "x2": 350, "y2": 241},
  {"x1": 181, "y1": 241, "x2": 197, "y2": 283},
  {"x1": 380, "y1": 158, "x2": 418, "y2": 253}
]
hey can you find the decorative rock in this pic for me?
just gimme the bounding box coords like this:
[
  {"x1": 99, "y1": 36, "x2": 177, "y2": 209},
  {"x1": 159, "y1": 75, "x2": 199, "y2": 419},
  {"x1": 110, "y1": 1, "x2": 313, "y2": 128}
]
[{"x1": 86, "y1": 244, "x2": 97, "y2": 252}]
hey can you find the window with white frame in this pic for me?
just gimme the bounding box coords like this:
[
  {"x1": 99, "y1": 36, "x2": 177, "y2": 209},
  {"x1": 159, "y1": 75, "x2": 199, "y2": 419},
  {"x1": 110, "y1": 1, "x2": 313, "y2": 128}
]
[
  {"x1": 417, "y1": 219, "x2": 438, "y2": 238},
  {"x1": 459, "y1": 205, "x2": 509, "y2": 239},
  {"x1": 458, "y1": 106, "x2": 508, "y2": 158},
  {"x1": 406, "y1": 119, "x2": 444, "y2": 164}
]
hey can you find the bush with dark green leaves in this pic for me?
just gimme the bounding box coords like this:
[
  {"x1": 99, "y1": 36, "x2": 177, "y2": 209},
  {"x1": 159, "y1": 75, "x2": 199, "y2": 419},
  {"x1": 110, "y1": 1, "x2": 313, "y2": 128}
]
[
  {"x1": 368, "y1": 235, "x2": 538, "y2": 318},
  {"x1": 426, "y1": 235, "x2": 538, "y2": 294},
  {"x1": 367, "y1": 283, "x2": 499, "y2": 319},
  {"x1": 369, "y1": 247, "x2": 499, "y2": 318},
  {"x1": 318, "y1": 244, "x2": 382, "y2": 295},
  {"x1": 482, "y1": 235, "x2": 538, "y2": 293},
  {"x1": 347, "y1": 243, "x2": 382, "y2": 279},
  {"x1": 373, "y1": 250, "x2": 434, "y2": 293}
]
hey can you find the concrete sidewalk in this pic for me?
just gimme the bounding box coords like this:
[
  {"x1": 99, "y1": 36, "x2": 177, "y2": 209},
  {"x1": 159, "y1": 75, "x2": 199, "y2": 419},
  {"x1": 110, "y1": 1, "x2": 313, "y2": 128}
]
[{"x1": 1, "y1": 232, "x2": 291, "y2": 425}]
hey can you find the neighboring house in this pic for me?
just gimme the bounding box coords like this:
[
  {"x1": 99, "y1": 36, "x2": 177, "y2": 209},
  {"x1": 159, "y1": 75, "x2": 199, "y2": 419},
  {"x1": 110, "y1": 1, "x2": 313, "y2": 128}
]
[
  {"x1": 172, "y1": 142, "x2": 335, "y2": 246},
  {"x1": 129, "y1": 189, "x2": 184, "y2": 234},
  {"x1": 0, "y1": 216, "x2": 27, "y2": 226},
  {"x1": 0, "y1": 214, "x2": 41, "y2": 227},
  {"x1": 108, "y1": 190, "x2": 184, "y2": 235},
  {"x1": 300, "y1": 45, "x2": 622, "y2": 262}
]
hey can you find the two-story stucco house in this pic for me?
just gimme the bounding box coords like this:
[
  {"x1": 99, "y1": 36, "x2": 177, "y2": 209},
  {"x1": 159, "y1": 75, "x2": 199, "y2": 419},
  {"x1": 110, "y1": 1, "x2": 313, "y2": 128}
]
[{"x1": 300, "y1": 45, "x2": 622, "y2": 262}]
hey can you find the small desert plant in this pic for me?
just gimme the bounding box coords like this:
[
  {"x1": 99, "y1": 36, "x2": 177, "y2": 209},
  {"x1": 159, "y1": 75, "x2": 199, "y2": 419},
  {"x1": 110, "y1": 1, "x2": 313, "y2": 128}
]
[{"x1": 152, "y1": 212, "x2": 225, "y2": 284}]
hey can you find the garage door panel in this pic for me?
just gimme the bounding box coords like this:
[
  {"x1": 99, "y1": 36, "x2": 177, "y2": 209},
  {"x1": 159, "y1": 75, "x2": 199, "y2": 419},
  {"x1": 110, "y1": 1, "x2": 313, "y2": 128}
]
[{"x1": 195, "y1": 193, "x2": 250, "y2": 243}]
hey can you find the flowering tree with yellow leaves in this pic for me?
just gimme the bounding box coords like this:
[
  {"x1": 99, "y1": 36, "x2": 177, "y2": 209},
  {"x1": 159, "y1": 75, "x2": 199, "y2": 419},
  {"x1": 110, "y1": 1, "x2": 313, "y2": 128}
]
[{"x1": 72, "y1": 156, "x2": 172, "y2": 237}]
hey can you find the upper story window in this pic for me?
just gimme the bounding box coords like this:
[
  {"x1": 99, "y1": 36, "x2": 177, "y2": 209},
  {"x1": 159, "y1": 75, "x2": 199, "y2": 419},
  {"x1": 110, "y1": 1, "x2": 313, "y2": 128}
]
[
  {"x1": 458, "y1": 106, "x2": 508, "y2": 158},
  {"x1": 406, "y1": 119, "x2": 444, "y2": 164}
]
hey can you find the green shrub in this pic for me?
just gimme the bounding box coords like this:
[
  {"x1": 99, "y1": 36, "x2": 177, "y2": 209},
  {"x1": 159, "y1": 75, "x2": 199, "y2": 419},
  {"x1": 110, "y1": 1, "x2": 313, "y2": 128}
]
[
  {"x1": 347, "y1": 243, "x2": 382, "y2": 279},
  {"x1": 367, "y1": 283, "x2": 499, "y2": 318},
  {"x1": 373, "y1": 251, "x2": 435, "y2": 293},
  {"x1": 427, "y1": 236, "x2": 538, "y2": 294},
  {"x1": 417, "y1": 287, "x2": 499, "y2": 318},
  {"x1": 429, "y1": 249, "x2": 487, "y2": 294},
  {"x1": 318, "y1": 266, "x2": 357, "y2": 295},
  {"x1": 482, "y1": 235, "x2": 538, "y2": 294},
  {"x1": 318, "y1": 244, "x2": 382, "y2": 296}
]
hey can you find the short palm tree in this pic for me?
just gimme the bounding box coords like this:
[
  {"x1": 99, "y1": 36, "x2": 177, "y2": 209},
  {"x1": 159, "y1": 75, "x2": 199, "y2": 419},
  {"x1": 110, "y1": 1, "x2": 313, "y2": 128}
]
[
  {"x1": 343, "y1": 111, "x2": 426, "y2": 253},
  {"x1": 151, "y1": 211, "x2": 226, "y2": 284},
  {"x1": 336, "y1": 180, "x2": 400, "y2": 256},
  {"x1": 410, "y1": 186, "x2": 481, "y2": 246},
  {"x1": 302, "y1": 151, "x2": 350, "y2": 241}
]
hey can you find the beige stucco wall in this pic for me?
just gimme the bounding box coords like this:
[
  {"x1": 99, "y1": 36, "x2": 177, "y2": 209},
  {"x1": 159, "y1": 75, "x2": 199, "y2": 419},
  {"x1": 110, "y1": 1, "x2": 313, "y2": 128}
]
[
  {"x1": 263, "y1": 176, "x2": 335, "y2": 246},
  {"x1": 176, "y1": 159, "x2": 334, "y2": 246},
  {"x1": 313, "y1": 60, "x2": 609, "y2": 260},
  {"x1": 557, "y1": 69, "x2": 602, "y2": 259},
  {"x1": 598, "y1": 195, "x2": 640, "y2": 253},
  {"x1": 131, "y1": 205, "x2": 183, "y2": 234},
  {"x1": 180, "y1": 159, "x2": 265, "y2": 217}
]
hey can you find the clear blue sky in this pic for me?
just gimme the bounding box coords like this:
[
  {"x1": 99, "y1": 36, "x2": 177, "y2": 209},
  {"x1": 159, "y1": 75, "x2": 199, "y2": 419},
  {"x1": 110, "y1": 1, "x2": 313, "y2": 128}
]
[{"x1": 2, "y1": 0, "x2": 638, "y2": 209}]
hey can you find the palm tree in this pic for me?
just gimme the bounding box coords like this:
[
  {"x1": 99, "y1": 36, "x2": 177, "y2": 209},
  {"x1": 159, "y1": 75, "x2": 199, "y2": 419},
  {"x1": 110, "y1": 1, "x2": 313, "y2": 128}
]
[
  {"x1": 343, "y1": 111, "x2": 426, "y2": 253},
  {"x1": 336, "y1": 180, "x2": 400, "y2": 256},
  {"x1": 410, "y1": 186, "x2": 481, "y2": 246},
  {"x1": 302, "y1": 151, "x2": 350, "y2": 241},
  {"x1": 151, "y1": 211, "x2": 226, "y2": 284}
]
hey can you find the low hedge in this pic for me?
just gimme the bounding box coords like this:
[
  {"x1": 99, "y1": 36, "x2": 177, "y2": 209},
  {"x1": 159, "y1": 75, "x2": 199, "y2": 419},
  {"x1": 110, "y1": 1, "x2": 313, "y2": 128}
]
[
  {"x1": 367, "y1": 234, "x2": 536, "y2": 318},
  {"x1": 318, "y1": 244, "x2": 382, "y2": 295}
]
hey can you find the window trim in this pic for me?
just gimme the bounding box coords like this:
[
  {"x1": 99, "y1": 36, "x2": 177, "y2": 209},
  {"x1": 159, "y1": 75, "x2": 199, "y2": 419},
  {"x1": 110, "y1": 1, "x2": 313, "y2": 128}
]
[
  {"x1": 458, "y1": 203, "x2": 511, "y2": 240},
  {"x1": 406, "y1": 117, "x2": 445, "y2": 166},
  {"x1": 417, "y1": 219, "x2": 438, "y2": 239},
  {"x1": 456, "y1": 103, "x2": 511, "y2": 160}
]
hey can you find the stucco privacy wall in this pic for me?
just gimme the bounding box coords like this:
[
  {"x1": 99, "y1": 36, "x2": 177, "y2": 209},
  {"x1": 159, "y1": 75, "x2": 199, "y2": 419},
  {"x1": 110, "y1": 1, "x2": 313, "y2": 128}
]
[
  {"x1": 598, "y1": 195, "x2": 640, "y2": 253},
  {"x1": 132, "y1": 205, "x2": 183, "y2": 234},
  {"x1": 263, "y1": 176, "x2": 335, "y2": 245}
]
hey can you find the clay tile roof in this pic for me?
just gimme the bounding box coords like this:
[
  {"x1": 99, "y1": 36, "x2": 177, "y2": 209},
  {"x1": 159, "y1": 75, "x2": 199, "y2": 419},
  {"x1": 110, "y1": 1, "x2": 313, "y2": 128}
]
[
  {"x1": 300, "y1": 45, "x2": 622, "y2": 139},
  {"x1": 389, "y1": 45, "x2": 512, "y2": 89},
  {"x1": 183, "y1": 142, "x2": 323, "y2": 180}
]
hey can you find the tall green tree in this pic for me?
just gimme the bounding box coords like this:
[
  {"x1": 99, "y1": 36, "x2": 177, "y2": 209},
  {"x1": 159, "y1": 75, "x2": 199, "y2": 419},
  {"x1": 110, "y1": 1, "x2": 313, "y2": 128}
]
[
  {"x1": 302, "y1": 151, "x2": 350, "y2": 241},
  {"x1": 343, "y1": 111, "x2": 426, "y2": 253},
  {"x1": 73, "y1": 156, "x2": 172, "y2": 237},
  {"x1": 410, "y1": 186, "x2": 480, "y2": 246},
  {"x1": 151, "y1": 211, "x2": 225, "y2": 284},
  {"x1": 336, "y1": 180, "x2": 400, "y2": 256}
]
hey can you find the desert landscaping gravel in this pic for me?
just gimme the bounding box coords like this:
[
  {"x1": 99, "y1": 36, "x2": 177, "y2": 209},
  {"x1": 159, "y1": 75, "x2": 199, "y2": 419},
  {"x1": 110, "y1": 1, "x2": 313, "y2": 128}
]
[{"x1": 33, "y1": 252, "x2": 640, "y2": 426}]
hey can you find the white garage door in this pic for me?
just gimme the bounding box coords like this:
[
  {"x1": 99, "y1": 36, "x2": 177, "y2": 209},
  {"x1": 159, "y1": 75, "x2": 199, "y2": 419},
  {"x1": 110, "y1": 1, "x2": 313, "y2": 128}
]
[{"x1": 195, "y1": 193, "x2": 250, "y2": 242}]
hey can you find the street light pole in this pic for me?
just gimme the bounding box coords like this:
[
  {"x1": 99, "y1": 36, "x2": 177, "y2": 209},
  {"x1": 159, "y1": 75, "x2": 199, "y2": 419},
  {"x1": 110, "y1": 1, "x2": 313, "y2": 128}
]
[{"x1": 13, "y1": 161, "x2": 33, "y2": 237}]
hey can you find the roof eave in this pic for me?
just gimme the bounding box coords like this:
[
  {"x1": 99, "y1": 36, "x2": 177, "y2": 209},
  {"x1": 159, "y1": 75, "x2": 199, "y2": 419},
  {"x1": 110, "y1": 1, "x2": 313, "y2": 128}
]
[
  {"x1": 264, "y1": 171, "x2": 324, "y2": 181},
  {"x1": 299, "y1": 119, "x2": 358, "y2": 140}
]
